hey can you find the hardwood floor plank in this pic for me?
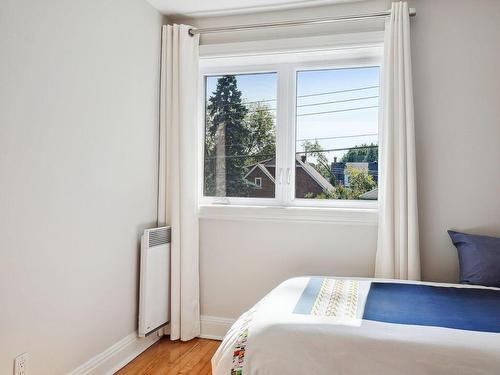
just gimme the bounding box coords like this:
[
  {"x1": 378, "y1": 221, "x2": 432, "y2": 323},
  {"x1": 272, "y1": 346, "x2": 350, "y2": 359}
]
[
  {"x1": 186, "y1": 341, "x2": 219, "y2": 375},
  {"x1": 117, "y1": 339, "x2": 198, "y2": 375},
  {"x1": 153, "y1": 339, "x2": 212, "y2": 374},
  {"x1": 118, "y1": 339, "x2": 194, "y2": 375},
  {"x1": 117, "y1": 337, "x2": 220, "y2": 375},
  {"x1": 180, "y1": 340, "x2": 218, "y2": 375}
]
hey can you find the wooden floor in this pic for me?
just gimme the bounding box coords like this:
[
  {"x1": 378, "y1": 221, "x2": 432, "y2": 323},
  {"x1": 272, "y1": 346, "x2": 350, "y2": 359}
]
[{"x1": 117, "y1": 338, "x2": 220, "y2": 375}]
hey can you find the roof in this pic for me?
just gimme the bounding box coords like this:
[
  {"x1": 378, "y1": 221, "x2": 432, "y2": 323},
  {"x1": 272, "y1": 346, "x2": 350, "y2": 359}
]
[
  {"x1": 244, "y1": 162, "x2": 276, "y2": 183},
  {"x1": 245, "y1": 155, "x2": 335, "y2": 192},
  {"x1": 295, "y1": 156, "x2": 335, "y2": 192},
  {"x1": 359, "y1": 188, "x2": 378, "y2": 200}
]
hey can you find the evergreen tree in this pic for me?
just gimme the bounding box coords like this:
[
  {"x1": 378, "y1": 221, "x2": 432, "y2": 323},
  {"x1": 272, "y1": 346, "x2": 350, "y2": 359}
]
[
  {"x1": 204, "y1": 111, "x2": 216, "y2": 196},
  {"x1": 206, "y1": 75, "x2": 249, "y2": 197}
]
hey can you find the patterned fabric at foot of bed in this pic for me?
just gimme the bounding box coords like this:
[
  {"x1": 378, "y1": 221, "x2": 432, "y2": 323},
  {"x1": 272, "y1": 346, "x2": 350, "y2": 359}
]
[
  {"x1": 293, "y1": 278, "x2": 359, "y2": 319},
  {"x1": 231, "y1": 308, "x2": 257, "y2": 375}
]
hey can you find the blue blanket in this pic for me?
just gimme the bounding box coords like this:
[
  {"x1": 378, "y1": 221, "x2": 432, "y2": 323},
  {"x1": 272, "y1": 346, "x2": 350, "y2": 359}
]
[{"x1": 363, "y1": 282, "x2": 500, "y2": 333}]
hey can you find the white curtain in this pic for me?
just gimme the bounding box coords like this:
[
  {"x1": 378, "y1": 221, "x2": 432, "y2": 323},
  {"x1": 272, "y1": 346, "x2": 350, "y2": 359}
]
[
  {"x1": 158, "y1": 24, "x2": 200, "y2": 340},
  {"x1": 375, "y1": 2, "x2": 420, "y2": 280}
]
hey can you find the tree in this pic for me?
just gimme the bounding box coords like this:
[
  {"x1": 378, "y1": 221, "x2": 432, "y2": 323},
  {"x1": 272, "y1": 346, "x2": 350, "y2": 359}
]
[
  {"x1": 204, "y1": 111, "x2": 217, "y2": 196},
  {"x1": 205, "y1": 76, "x2": 277, "y2": 197},
  {"x1": 341, "y1": 143, "x2": 378, "y2": 162},
  {"x1": 300, "y1": 140, "x2": 332, "y2": 180},
  {"x1": 344, "y1": 165, "x2": 376, "y2": 199},
  {"x1": 207, "y1": 75, "x2": 249, "y2": 197},
  {"x1": 244, "y1": 102, "x2": 276, "y2": 166},
  {"x1": 307, "y1": 166, "x2": 376, "y2": 200}
]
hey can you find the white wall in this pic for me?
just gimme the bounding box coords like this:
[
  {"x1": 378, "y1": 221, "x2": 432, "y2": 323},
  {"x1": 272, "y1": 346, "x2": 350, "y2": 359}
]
[
  {"x1": 179, "y1": 0, "x2": 500, "y2": 322},
  {"x1": 408, "y1": 0, "x2": 500, "y2": 282},
  {"x1": 0, "y1": 0, "x2": 163, "y2": 373},
  {"x1": 175, "y1": 0, "x2": 388, "y2": 45},
  {"x1": 200, "y1": 218, "x2": 377, "y2": 318}
]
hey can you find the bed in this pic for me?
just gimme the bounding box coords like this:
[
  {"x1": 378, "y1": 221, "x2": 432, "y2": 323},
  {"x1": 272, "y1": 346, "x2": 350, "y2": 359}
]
[{"x1": 212, "y1": 277, "x2": 500, "y2": 375}]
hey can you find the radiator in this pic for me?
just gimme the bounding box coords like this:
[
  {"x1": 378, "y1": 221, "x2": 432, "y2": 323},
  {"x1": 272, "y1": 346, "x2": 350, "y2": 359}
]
[{"x1": 138, "y1": 226, "x2": 170, "y2": 337}]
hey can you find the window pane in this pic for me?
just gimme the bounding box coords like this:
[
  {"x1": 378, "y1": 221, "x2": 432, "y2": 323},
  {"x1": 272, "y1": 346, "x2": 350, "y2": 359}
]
[
  {"x1": 204, "y1": 73, "x2": 277, "y2": 198},
  {"x1": 295, "y1": 67, "x2": 379, "y2": 200}
]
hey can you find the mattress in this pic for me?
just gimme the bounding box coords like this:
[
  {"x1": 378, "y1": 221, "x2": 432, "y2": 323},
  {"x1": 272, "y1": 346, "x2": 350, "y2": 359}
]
[{"x1": 211, "y1": 277, "x2": 500, "y2": 375}]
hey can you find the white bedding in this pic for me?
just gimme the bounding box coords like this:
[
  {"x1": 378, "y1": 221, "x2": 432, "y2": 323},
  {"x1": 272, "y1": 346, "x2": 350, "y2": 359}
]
[{"x1": 212, "y1": 277, "x2": 500, "y2": 375}]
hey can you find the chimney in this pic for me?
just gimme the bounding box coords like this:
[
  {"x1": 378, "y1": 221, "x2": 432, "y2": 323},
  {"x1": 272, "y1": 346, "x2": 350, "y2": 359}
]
[
  {"x1": 334, "y1": 156, "x2": 337, "y2": 163},
  {"x1": 301, "y1": 155, "x2": 306, "y2": 162}
]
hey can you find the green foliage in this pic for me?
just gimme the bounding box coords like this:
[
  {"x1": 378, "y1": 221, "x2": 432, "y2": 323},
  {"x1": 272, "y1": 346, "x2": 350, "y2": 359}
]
[
  {"x1": 206, "y1": 75, "x2": 249, "y2": 197},
  {"x1": 244, "y1": 102, "x2": 276, "y2": 166},
  {"x1": 306, "y1": 166, "x2": 376, "y2": 200},
  {"x1": 304, "y1": 190, "x2": 336, "y2": 199},
  {"x1": 341, "y1": 143, "x2": 378, "y2": 162},
  {"x1": 204, "y1": 111, "x2": 216, "y2": 196},
  {"x1": 300, "y1": 140, "x2": 376, "y2": 200},
  {"x1": 344, "y1": 166, "x2": 376, "y2": 199},
  {"x1": 300, "y1": 140, "x2": 332, "y2": 180},
  {"x1": 204, "y1": 75, "x2": 276, "y2": 196}
]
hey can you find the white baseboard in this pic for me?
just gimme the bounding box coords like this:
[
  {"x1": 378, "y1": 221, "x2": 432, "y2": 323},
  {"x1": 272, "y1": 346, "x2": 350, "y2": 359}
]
[
  {"x1": 199, "y1": 315, "x2": 235, "y2": 340},
  {"x1": 68, "y1": 331, "x2": 160, "y2": 375},
  {"x1": 68, "y1": 317, "x2": 232, "y2": 374}
]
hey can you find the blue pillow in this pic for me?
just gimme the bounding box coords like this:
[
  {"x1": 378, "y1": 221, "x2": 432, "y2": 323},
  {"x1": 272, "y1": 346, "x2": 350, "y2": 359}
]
[{"x1": 448, "y1": 230, "x2": 500, "y2": 288}]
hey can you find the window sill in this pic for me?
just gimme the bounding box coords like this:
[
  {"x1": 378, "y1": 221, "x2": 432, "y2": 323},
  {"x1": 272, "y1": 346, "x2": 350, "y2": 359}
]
[{"x1": 198, "y1": 204, "x2": 377, "y2": 225}]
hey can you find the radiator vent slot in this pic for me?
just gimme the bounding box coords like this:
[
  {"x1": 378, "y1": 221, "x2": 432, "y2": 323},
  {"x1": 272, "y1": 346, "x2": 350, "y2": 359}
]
[{"x1": 148, "y1": 227, "x2": 170, "y2": 247}]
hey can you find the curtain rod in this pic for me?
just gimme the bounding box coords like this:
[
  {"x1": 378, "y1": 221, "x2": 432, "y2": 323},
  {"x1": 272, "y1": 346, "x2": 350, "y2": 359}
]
[{"x1": 188, "y1": 8, "x2": 416, "y2": 36}]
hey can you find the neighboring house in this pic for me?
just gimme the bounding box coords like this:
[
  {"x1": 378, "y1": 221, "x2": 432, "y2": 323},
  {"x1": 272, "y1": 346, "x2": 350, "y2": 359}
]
[
  {"x1": 244, "y1": 158, "x2": 277, "y2": 198},
  {"x1": 359, "y1": 188, "x2": 378, "y2": 200},
  {"x1": 330, "y1": 158, "x2": 378, "y2": 200},
  {"x1": 245, "y1": 156, "x2": 335, "y2": 198},
  {"x1": 331, "y1": 158, "x2": 378, "y2": 186}
]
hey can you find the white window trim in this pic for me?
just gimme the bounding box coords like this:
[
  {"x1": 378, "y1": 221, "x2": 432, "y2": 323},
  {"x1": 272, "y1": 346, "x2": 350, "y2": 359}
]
[
  {"x1": 198, "y1": 32, "x2": 383, "y2": 219},
  {"x1": 198, "y1": 204, "x2": 377, "y2": 225}
]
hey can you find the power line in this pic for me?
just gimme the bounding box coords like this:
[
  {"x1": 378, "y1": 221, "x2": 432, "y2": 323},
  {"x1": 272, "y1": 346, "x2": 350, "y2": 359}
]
[
  {"x1": 205, "y1": 153, "x2": 275, "y2": 160},
  {"x1": 243, "y1": 95, "x2": 378, "y2": 113},
  {"x1": 297, "y1": 133, "x2": 378, "y2": 142},
  {"x1": 297, "y1": 105, "x2": 379, "y2": 117},
  {"x1": 297, "y1": 95, "x2": 378, "y2": 108},
  {"x1": 234, "y1": 85, "x2": 380, "y2": 105},
  {"x1": 244, "y1": 95, "x2": 379, "y2": 113},
  {"x1": 243, "y1": 99, "x2": 380, "y2": 116},
  {"x1": 296, "y1": 145, "x2": 378, "y2": 154},
  {"x1": 204, "y1": 145, "x2": 378, "y2": 160},
  {"x1": 298, "y1": 85, "x2": 379, "y2": 99},
  {"x1": 243, "y1": 98, "x2": 275, "y2": 104}
]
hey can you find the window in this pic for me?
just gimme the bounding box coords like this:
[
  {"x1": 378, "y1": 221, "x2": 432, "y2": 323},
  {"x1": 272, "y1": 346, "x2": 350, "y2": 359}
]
[
  {"x1": 203, "y1": 73, "x2": 277, "y2": 199},
  {"x1": 254, "y1": 177, "x2": 262, "y2": 188},
  {"x1": 201, "y1": 47, "x2": 381, "y2": 208},
  {"x1": 295, "y1": 67, "x2": 379, "y2": 201}
]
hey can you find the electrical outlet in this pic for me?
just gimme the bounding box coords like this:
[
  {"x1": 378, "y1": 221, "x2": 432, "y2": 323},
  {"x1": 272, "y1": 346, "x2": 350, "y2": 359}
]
[{"x1": 14, "y1": 353, "x2": 28, "y2": 375}]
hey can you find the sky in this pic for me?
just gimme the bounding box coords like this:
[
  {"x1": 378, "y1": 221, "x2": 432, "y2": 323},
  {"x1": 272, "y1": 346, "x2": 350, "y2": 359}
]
[{"x1": 205, "y1": 66, "x2": 379, "y2": 164}]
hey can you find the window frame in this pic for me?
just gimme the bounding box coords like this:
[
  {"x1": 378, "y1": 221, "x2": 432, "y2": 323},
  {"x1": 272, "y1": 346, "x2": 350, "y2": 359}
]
[{"x1": 198, "y1": 43, "x2": 383, "y2": 211}]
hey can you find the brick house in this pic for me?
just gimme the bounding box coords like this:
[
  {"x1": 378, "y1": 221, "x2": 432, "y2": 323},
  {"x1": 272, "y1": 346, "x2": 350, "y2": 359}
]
[{"x1": 245, "y1": 155, "x2": 335, "y2": 198}]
